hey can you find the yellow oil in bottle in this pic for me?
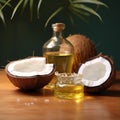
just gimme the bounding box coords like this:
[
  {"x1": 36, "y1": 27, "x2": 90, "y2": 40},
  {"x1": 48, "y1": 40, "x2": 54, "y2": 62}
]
[
  {"x1": 54, "y1": 84, "x2": 84, "y2": 99},
  {"x1": 44, "y1": 52, "x2": 73, "y2": 73}
]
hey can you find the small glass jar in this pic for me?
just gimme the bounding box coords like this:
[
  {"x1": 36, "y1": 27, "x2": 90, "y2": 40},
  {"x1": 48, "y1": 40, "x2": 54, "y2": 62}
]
[
  {"x1": 54, "y1": 72, "x2": 84, "y2": 100},
  {"x1": 43, "y1": 23, "x2": 74, "y2": 88}
]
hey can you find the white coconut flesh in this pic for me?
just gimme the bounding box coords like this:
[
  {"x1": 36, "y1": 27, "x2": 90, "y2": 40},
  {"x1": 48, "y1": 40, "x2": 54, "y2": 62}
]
[
  {"x1": 78, "y1": 57, "x2": 112, "y2": 87},
  {"x1": 7, "y1": 57, "x2": 54, "y2": 77}
]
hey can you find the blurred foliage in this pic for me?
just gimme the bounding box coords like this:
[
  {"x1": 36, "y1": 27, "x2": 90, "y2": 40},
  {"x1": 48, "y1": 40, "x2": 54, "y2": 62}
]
[{"x1": 0, "y1": 0, "x2": 108, "y2": 27}]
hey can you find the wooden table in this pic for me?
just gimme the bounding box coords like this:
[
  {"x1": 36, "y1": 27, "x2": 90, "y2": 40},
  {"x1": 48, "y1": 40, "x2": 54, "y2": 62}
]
[{"x1": 0, "y1": 69, "x2": 120, "y2": 120}]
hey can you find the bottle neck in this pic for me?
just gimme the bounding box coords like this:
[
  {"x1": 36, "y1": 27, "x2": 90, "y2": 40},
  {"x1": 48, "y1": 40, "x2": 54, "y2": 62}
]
[{"x1": 53, "y1": 31, "x2": 63, "y2": 39}]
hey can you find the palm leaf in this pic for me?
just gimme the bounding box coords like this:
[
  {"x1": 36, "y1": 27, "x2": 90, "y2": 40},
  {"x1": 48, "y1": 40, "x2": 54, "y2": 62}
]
[
  {"x1": 37, "y1": 0, "x2": 43, "y2": 18},
  {"x1": 0, "y1": 4, "x2": 5, "y2": 23},
  {"x1": 29, "y1": 0, "x2": 34, "y2": 19},
  {"x1": 72, "y1": 0, "x2": 108, "y2": 7},
  {"x1": 0, "y1": 0, "x2": 12, "y2": 23},
  {"x1": 45, "y1": 6, "x2": 64, "y2": 27},
  {"x1": 73, "y1": 4, "x2": 102, "y2": 21},
  {"x1": 0, "y1": 11, "x2": 5, "y2": 23},
  {"x1": 0, "y1": 0, "x2": 12, "y2": 10},
  {"x1": 69, "y1": 5, "x2": 88, "y2": 23},
  {"x1": 70, "y1": 4, "x2": 90, "y2": 17},
  {"x1": 22, "y1": 0, "x2": 29, "y2": 9},
  {"x1": 11, "y1": 0, "x2": 24, "y2": 19},
  {"x1": 0, "y1": 0, "x2": 9, "y2": 5}
]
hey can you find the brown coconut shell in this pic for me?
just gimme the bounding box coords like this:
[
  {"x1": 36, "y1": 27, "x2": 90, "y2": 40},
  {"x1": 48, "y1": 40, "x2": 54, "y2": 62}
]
[
  {"x1": 78, "y1": 53, "x2": 116, "y2": 93},
  {"x1": 5, "y1": 57, "x2": 56, "y2": 90},
  {"x1": 66, "y1": 34, "x2": 97, "y2": 72}
]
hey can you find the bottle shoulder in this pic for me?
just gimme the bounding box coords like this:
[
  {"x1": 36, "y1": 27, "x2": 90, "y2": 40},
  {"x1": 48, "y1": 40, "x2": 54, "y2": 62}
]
[
  {"x1": 43, "y1": 37, "x2": 60, "y2": 48},
  {"x1": 43, "y1": 37, "x2": 74, "y2": 53}
]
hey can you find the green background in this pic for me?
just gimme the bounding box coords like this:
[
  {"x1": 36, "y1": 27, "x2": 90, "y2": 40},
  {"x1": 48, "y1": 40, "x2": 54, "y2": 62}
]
[{"x1": 0, "y1": 0, "x2": 120, "y2": 70}]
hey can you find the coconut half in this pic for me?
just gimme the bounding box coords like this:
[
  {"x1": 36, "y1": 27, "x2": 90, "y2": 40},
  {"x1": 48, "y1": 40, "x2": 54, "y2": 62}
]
[
  {"x1": 78, "y1": 54, "x2": 116, "y2": 93},
  {"x1": 5, "y1": 57, "x2": 56, "y2": 90},
  {"x1": 7, "y1": 57, "x2": 53, "y2": 77}
]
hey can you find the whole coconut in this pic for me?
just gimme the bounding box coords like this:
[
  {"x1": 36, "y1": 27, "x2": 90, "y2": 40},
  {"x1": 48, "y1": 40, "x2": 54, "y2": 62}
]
[{"x1": 66, "y1": 34, "x2": 97, "y2": 72}]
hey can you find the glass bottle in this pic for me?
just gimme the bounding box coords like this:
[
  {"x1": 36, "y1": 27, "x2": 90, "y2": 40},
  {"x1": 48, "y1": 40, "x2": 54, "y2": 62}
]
[{"x1": 43, "y1": 23, "x2": 74, "y2": 88}]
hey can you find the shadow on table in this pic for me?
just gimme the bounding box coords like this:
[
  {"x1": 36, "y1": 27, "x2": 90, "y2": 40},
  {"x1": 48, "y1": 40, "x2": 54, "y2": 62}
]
[
  {"x1": 102, "y1": 90, "x2": 120, "y2": 97},
  {"x1": 103, "y1": 79, "x2": 120, "y2": 97},
  {"x1": 88, "y1": 79, "x2": 120, "y2": 97}
]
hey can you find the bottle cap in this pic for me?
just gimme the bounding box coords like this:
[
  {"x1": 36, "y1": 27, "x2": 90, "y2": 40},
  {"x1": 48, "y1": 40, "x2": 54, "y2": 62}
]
[{"x1": 52, "y1": 23, "x2": 65, "y2": 32}]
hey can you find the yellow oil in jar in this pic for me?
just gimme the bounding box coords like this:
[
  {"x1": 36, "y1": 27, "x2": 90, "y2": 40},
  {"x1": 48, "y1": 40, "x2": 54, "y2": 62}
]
[
  {"x1": 54, "y1": 84, "x2": 84, "y2": 100},
  {"x1": 44, "y1": 52, "x2": 74, "y2": 73}
]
